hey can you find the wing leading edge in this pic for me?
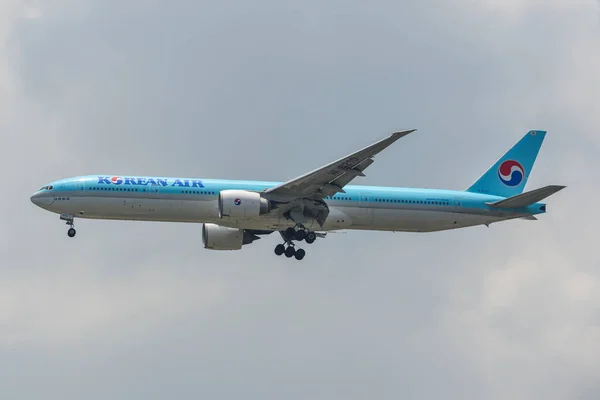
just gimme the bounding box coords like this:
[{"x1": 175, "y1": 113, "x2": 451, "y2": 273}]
[{"x1": 264, "y1": 129, "x2": 416, "y2": 201}]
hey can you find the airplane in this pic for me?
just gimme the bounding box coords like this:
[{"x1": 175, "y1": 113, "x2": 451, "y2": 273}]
[{"x1": 30, "y1": 129, "x2": 565, "y2": 260}]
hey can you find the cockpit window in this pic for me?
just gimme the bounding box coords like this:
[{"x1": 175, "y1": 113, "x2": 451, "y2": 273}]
[{"x1": 39, "y1": 185, "x2": 53, "y2": 191}]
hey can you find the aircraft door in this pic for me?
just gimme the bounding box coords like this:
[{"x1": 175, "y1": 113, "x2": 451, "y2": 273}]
[
  {"x1": 76, "y1": 180, "x2": 86, "y2": 196},
  {"x1": 357, "y1": 193, "x2": 373, "y2": 225},
  {"x1": 358, "y1": 194, "x2": 369, "y2": 209},
  {"x1": 148, "y1": 182, "x2": 159, "y2": 198}
]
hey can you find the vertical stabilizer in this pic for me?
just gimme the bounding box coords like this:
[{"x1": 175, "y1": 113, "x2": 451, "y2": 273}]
[{"x1": 466, "y1": 130, "x2": 546, "y2": 197}]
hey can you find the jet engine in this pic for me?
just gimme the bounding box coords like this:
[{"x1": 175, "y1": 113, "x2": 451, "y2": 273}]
[
  {"x1": 202, "y1": 223, "x2": 260, "y2": 250},
  {"x1": 218, "y1": 190, "x2": 271, "y2": 220}
]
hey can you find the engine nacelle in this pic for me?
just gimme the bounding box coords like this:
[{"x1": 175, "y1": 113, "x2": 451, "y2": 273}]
[
  {"x1": 218, "y1": 190, "x2": 271, "y2": 220},
  {"x1": 202, "y1": 223, "x2": 261, "y2": 250}
]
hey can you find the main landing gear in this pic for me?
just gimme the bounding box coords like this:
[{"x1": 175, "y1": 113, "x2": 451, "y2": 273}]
[
  {"x1": 274, "y1": 226, "x2": 316, "y2": 261},
  {"x1": 60, "y1": 213, "x2": 76, "y2": 238}
]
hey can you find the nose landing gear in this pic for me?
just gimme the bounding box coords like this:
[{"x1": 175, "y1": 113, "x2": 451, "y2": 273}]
[{"x1": 60, "y1": 213, "x2": 76, "y2": 238}]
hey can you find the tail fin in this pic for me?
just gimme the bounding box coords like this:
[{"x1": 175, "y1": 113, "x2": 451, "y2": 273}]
[{"x1": 466, "y1": 130, "x2": 546, "y2": 197}]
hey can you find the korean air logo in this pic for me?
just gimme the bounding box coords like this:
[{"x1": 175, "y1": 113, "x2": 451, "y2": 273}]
[
  {"x1": 110, "y1": 176, "x2": 124, "y2": 185},
  {"x1": 234, "y1": 198, "x2": 242, "y2": 206},
  {"x1": 498, "y1": 160, "x2": 525, "y2": 187}
]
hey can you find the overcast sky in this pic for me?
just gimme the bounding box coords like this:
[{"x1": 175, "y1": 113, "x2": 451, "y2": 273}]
[{"x1": 1, "y1": 0, "x2": 598, "y2": 399}]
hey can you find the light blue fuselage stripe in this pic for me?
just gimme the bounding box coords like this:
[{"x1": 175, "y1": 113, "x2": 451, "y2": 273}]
[{"x1": 43, "y1": 175, "x2": 546, "y2": 216}]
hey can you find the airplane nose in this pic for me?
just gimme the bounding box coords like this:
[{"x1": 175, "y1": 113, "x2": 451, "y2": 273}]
[
  {"x1": 30, "y1": 192, "x2": 41, "y2": 205},
  {"x1": 30, "y1": 191, "x2": 48, "y2": 207}
]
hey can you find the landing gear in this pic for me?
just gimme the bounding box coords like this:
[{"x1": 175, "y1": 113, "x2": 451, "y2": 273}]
[
  {"x1": 294, "y1": 248, "x2": 305, "y2": 260},
  {"x1": 285, "y1": 227, "x2": 296, "y2": 238},
  {"x1": 274, "y1": 244, "x2": 285, "y2": 256},
  {"x1": 285, "y1": 225, "x2": 315, "y2": 243},
  {"x1": 275, "y1": 243, "x2": 299, "y2": 258},
  {"x1": 60, "y1": 213, "x2": 76, "y2": 238},
  {"x1": 294, "y1": 229, "x2": 306, "y2": 241},
  {"x1": 274, "y1": 243, "x2": 304, "y2": 260},
  {"x1": 285, "y1": 246, "x2": 295, "y2": 258},
  {"x1": 274, "y1": 226, "x2": 317, "y2": 261}
]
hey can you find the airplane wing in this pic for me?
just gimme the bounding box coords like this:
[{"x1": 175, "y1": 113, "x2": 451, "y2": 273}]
[{"x1": 264, "y1": 129, "x2": 416, "y2": 201}]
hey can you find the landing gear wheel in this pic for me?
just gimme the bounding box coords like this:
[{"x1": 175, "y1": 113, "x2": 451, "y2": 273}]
[
  {"x1": 294, "y1": 248, "x2": 306, "y2": 260},
  {"x1": 274, "y1": 244, "x2": 285, "y2": 256},
  {"x1": 294, "y1": 229, "x2": 306, "y2": 241},
  {"x1": 67, "y1": 228, "x2": 76, "y2": 238},
  {"x1": 285, "y1": 246, "x2": 296, "y2": 258},
  {"x1": 285, "y1": 227, "x2": 296, "y2": 238},
  {"x1": 305, "y1": 232, "x2": 316, "y2": 244}
]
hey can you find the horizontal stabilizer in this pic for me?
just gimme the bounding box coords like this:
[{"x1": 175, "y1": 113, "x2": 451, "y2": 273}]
[
  {"x1": 520, "y1": 215, "x2": 538, "y2": 221},
  {"x1": 486, "y1": 185, "x2": 566, "y2": 209}
]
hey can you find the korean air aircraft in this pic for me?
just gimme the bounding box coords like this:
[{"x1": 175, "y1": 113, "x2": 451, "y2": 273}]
[{"x1": 30, "y1": 130, "x2": 564, "y2": 260}]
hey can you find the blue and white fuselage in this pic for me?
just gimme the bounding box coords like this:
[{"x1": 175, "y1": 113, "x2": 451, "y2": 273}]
[
  {"x1": 29, "y1": 130, "x2": 565, "y2": 260},
  {"x1": 30, "y1": 176, "x2": 547, "y2": 231}
]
